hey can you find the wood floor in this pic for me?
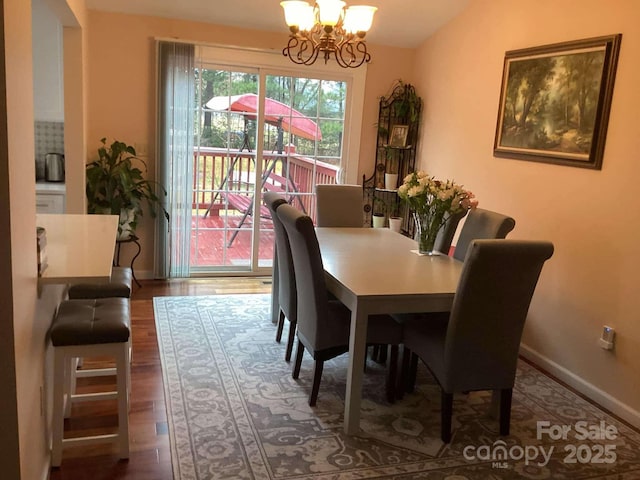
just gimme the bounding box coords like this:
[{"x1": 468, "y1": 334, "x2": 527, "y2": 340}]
[{"x1": 49, "y1": 277, "x2": 272, "y2": 480}]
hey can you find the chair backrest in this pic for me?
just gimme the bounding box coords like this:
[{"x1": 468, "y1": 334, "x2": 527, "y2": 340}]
[
  {"x1": 433, "y1": 209, "x2": 468, "y2": 255},
  {"x1": 315, "y1": 184, "x2": 363, "y2": 227},
  {"x1": 263, "y1": 192, "x2": 295, "y2": 321},
  {"x1": 452, "y1": 208, "x2": 516, "y2": 261},
  {"x1": 277, "y1": 204, "x2": 331, "y2": 349},
  {"x1": 443, "y1": 239, "x2": 554, "y2": 392}
]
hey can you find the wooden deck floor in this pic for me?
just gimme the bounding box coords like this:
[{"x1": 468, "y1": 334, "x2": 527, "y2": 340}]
[{"x1": 190, "y1": 212, "x2": 275, "y2": 268}]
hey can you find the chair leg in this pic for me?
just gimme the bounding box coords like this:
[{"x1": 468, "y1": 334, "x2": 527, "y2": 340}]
[
  {"x1": 292, "y1": 340, "x2": 304, "y2": 379},
  {"x1": 285, "y1": 320, "x2": 296, "y2": 362},
  {"x1": 377, "y1": 345, "x2": 388, "y2": 364},
  {"x1": 441, "y1": 390, "x2": 453, "y2": 443},
  {"x1": 386, "y1": 345, "x2": 398, "y2": 403},
  {"x1": 51, "y1": 348, "x2": 66, "y2": 467},
  {"x1": 116, "y1": 342, "x2": 130, "y2": 459},
  {"x1": 309, "y1": 359, "x2": 324, "y2": 407},
  {"x1": 275, "y1": 310, "x2": 285, "y2": 343},
  {"x1": 407, "y1": 352, "x2": 418, "y2": 393},
  {"x1": 370, "y1": 345, "x2": 380, "y2": 362},
  {"x1": 397, "y1": 346, "x2": 409, "y2": 399},
  {"x1": 499, "y1": 388, "x2": 513, "y2": 436}
]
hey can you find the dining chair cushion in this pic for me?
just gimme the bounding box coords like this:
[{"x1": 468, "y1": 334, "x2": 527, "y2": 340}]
[{"x1": 315, "y1": 184, "x2": 363, "y2": 227}]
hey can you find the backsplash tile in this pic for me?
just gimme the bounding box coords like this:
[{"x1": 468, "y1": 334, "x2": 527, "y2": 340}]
[{"x1": 35, "y1": 121, "x2": 64, "y2": 160}]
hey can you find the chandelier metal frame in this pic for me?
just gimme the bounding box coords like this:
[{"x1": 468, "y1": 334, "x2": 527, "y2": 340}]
[{"x1": 281, "y1": 2, "x2": 374, "y2": 69}]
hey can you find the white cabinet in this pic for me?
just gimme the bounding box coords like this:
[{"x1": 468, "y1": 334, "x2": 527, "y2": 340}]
[
  {"x1": 32, "y1": 0, "x2": 64, "y2": 122},
  {"x1": 36, "y1": 183, "x2": 65, "y2": 213}
]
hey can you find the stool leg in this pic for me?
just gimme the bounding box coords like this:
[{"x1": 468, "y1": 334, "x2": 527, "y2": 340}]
[
  {"x1": 64, "y1": 357, "x2": 78, "y2": 418},
  {"x1": 52, "y1": 348, "x2": 66, "y2": 467},
  {"x1": 116, "y1": 342, "x2": 130, "y2": 459}
]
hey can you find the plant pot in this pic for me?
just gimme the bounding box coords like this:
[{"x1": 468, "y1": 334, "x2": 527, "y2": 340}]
[
  {"x1": 384, "y1": 173, "x2": 398, "y2": 191},
  {"x1": 117, "y1": 208, "x2": 138, "y2": 241},
  {"x1": 388, "y1": 216, "x2": 402, "y2": 233},
  {"x1": 372, "y1": 214, "x2": 386, "y2": 228}
]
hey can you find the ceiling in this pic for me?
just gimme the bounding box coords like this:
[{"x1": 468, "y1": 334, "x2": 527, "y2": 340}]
[{"x1": 84, "y1": 0, "x2": 469, "y2": 48}]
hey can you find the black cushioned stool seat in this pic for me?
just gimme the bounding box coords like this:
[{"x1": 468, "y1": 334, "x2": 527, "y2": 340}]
[
  {"x1": 50, "y1": 298, "x2": 131, "y2": 346},
  {"x1": 67, "y1": 267, "x2": 133, "y2": 299},
  {"x1": 50, "y1": 297, "x2": 131, "y2": 467}
]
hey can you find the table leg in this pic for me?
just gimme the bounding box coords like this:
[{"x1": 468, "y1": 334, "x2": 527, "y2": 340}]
[
  {"x1": 271, "y1": 249, "x2": 279, "y2": 325},
  {"x1": 344, "y1": 306, "x2": 368, "y2": 435}
]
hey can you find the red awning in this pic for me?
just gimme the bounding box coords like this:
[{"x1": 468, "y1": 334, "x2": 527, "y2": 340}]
[{"x1": 206, "y1": 93, "x2": 322, "y2": 141}]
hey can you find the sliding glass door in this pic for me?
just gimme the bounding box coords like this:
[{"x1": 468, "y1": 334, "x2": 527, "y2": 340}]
[{"x1": 189, "y1": 51, "x2": 350, "y2": 274}]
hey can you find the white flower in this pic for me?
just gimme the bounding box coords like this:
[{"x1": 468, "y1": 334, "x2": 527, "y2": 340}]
[{"x1": 407, "y1": 185, "x2": 423, "y2": 197}]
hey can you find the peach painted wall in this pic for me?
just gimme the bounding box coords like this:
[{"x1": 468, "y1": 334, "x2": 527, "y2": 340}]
[
  {"x1": 413, "y1": 0, "x2": 640, "y2": 424},
  {"x1": 86, "y1": 10, "x2": 415, "y2": 276},
  {"x1": 2, "y1": 0, "x2": 65, "y2": 478}
]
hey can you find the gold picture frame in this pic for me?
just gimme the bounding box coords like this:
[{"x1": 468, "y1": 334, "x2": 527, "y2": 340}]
[{"x1": 389, "y1": 125, "x2": 409, "y2": 148}]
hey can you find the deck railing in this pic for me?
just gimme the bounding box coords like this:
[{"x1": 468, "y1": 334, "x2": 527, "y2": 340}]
[{"x1": 192, "y1": 147, "x2": 339, "y2": 218}]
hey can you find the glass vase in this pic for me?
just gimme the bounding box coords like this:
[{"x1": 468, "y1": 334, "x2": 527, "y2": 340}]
[{"x1": 413, "y1": 211, "x2": 444, "y2": 255}]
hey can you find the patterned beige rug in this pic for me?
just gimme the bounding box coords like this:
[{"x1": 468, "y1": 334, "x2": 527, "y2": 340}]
[{"x1": 153, "y1": 294, "x2": 640, "y2": 479}]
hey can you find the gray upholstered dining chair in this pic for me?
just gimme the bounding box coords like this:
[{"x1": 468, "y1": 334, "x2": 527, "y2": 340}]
[
  {"x1": 397, "y1": 208, "x2": 515, "y2": 391},
  {"x1": 264, "y1": 191, "x2": 297, "y2": 362},
  {"x1": 315, "y1": 184, "x2": 363, "y2": 227},
  {"x1": 277, "y1": 203, "x2": 403, "y2": 406},
  {"x1": 452, "y1": 208, "x2": 516, "y2": 261},
  {"x1": 402, "y1": 239, "x2": 554, "y2": 443}
]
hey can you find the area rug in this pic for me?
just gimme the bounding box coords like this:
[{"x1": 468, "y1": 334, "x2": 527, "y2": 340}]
[{"x1": 153, "y1": 294, "x2": 640, "y2": 479}]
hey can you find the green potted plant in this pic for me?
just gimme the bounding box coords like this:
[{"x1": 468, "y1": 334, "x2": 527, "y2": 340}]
[
  {"x1": 372, "y1": 194, "x2": 401, "y2": 229},
  {"x1": 86, "y1": 138, "x2": 168, "y2": 240}
]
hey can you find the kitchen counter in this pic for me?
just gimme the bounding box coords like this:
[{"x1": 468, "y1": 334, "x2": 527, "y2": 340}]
[
  {"x1": 36, "y1": 181, "x2": 66, "y2": 193},
  {"x1": 36, "y1": 213, "x2": 118, "y2": 284},
  {"x1": 36, "y1": 182, "x2": 66, "y2": 213}
]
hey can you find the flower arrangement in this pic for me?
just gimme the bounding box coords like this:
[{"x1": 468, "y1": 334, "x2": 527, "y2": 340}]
[{"x1": 397, "y1": 171, "x2": 478, "y2": 254}]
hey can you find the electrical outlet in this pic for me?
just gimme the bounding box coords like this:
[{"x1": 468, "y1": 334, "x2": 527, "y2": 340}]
[{"x1": 598, "y1": 325, "x2": 615, "y2": 350}]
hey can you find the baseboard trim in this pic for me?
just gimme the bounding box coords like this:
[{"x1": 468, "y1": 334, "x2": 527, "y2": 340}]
[{"x1": 520, "y1": 343, "x2": 640, "y2": 429}]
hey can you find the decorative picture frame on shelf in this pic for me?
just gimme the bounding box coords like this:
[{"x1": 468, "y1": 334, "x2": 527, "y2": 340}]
[
  {"x1": 389, "y1": 125, "x2": 409, "y2": 148},
  {"x1": 493, "y1": 34, "x2": 622, "y2": 170}
]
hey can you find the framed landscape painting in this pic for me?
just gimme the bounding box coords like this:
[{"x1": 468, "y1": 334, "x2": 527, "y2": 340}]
[{"x1": 494, "y1": 34, "x2": 622, "y2": 169}]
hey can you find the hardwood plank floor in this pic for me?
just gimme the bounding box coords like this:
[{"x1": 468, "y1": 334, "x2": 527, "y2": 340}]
[{"x1": 49, "y1": 277, "x2": 272, "y2": 480}]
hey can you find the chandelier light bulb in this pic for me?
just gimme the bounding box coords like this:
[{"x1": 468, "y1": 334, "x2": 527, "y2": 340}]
[
  {"x1": 343, "y1": 5, "x2": 377, "y2": 34},
  {"x1": 316, "y1": 0, "x2": 345, "y2": 26},
  {"x1": 281, "y1": 1, "x2": 311, "y2": 30}
]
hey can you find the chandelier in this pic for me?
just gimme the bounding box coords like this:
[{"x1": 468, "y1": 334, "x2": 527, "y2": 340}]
[{"x1": 280, "y1": 0, "x2": 377, "y2": 68}]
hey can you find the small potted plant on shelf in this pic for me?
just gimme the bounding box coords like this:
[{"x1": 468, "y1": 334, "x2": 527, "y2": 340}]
[
  {"x1": 372, "y1": 194, "x2": 402, "y2": 230},
  {"x1": 387, "y1": 197, "x2": 403, "y2": 233},
  {"x1": 383, "y1": 146, "x2": 399, "y2": 190},
  {"x1": 86, "y1": 138, "x2": 169, "y2": 240}
]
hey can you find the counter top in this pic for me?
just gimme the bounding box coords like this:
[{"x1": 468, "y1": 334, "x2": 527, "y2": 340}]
[
  {"x1": 36, "y1": 214, "x2": 118, "y2": 284},
  {"x1": 36, "y1": 182, "x2": 66, "y2": 193}
]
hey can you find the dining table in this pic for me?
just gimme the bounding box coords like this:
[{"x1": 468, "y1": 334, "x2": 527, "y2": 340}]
[{"x1": 315, "y1": 227, "x2": 464, "y2": 435}]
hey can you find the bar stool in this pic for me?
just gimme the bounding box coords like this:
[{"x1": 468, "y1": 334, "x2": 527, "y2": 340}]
[
  {"x1": 50, "y1": 298, "x2": 131, "y2": 467},
  {"x1": 67, "y1": 266, "x2": 132, "y2": 371},
  {"x1": 68, "y1": 266, "x2": 133, "y2": 299}
]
